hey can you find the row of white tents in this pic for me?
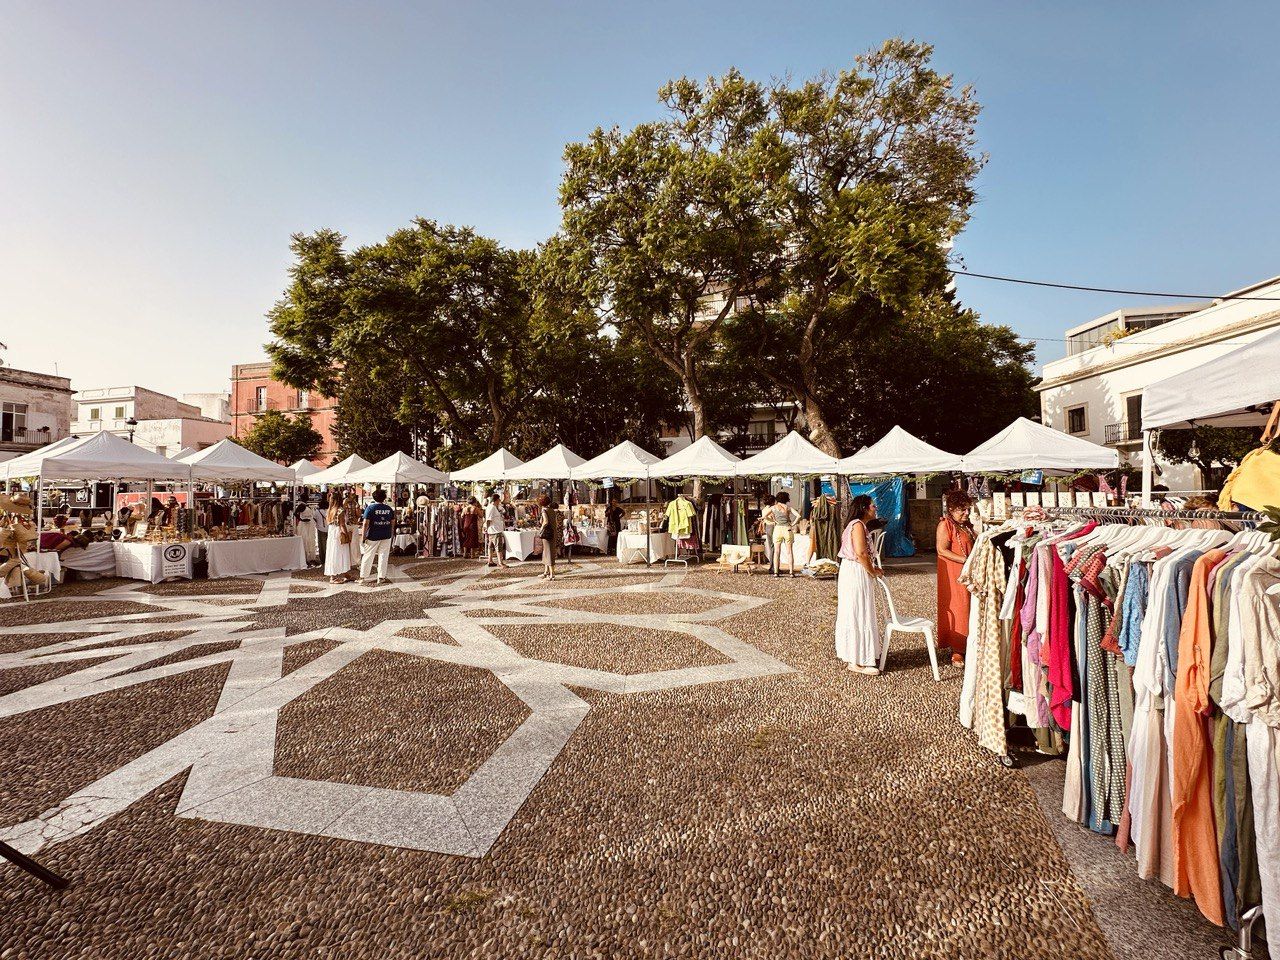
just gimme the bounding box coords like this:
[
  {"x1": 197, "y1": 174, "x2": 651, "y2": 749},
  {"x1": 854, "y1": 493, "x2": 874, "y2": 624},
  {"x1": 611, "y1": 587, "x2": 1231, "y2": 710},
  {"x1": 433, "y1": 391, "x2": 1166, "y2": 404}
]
[{"x1": 2, "y1": 416, "x2": 1120, "y2": 490}]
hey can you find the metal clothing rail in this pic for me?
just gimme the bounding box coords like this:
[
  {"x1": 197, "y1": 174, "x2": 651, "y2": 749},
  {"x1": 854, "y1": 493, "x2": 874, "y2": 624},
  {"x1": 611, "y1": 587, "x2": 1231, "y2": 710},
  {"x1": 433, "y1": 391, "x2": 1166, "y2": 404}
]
[{"x1": 1016, "y1": 505, "x2": 1265, "y2": 522}]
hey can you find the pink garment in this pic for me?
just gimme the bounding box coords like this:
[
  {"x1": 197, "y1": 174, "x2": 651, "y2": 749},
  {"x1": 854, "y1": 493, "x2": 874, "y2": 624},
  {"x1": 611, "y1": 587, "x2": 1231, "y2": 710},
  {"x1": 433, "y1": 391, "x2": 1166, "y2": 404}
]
[
  {"x1": 1045, "y1": 523, "x2": 1097, "y2": 732},
  {"x1": 838, "y1": 520, "x2": 864, "y2": 562}
]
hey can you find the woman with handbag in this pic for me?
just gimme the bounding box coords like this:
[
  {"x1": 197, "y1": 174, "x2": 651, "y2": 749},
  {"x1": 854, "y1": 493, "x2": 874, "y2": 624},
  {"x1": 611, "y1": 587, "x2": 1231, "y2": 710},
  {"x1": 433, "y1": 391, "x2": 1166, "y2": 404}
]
[
  {"x1": 537, "y1": 494, "x2": 560, "y2": 581},
  {"x1": 324, "y1": 491, "x2": 353, "y2": 584}
]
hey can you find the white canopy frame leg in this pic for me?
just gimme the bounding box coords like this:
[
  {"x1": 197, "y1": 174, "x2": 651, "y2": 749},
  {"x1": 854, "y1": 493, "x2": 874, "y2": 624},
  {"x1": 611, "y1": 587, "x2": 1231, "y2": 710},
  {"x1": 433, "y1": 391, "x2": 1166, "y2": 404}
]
[{"x1": 1141, "y1": 430, "x2": 1154, "y2": 507}]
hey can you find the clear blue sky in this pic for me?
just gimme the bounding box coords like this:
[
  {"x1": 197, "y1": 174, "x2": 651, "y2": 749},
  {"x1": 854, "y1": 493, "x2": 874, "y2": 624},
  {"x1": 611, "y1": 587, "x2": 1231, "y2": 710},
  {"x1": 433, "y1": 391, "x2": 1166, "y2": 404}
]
[{"x1": 3, "y1": 1, "x2": 1278, "y2": 398}]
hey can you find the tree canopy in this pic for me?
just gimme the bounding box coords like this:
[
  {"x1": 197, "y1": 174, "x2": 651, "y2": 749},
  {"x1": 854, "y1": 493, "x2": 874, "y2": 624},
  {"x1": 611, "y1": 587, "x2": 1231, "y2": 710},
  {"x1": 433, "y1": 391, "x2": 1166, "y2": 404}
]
[{"x1": 239, "y1": 410, "x2": 323, "y2": 465}]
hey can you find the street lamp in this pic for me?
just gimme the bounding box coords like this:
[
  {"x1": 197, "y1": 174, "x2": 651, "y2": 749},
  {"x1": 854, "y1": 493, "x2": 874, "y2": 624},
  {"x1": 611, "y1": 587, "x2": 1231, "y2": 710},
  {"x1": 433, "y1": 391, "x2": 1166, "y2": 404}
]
[{"x1": 125, "y1": 417, "x2": 138, "y2": 444}]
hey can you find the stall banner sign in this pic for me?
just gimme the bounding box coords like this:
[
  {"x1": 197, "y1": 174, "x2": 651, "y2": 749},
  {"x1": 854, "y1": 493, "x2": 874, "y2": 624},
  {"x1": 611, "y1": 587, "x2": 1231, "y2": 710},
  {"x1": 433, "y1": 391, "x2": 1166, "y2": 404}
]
[
  {"x1": 601, "y1": 478, "x2": 614, "y2": 489},
  {"x1": 1020, "y1": 469, "x2": 1044, "y2": 486},
  {"x1": 160, "y1": 542, "x2": 193, "y2": 580}
]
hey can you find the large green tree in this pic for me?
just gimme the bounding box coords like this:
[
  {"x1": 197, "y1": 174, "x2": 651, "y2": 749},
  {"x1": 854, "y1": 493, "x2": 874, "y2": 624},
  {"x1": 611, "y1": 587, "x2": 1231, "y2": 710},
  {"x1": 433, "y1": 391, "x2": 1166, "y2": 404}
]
[
  {"x1": 239, "y1": 409, "x2": 323, "y2": 464},
  {"x1": 552, "y1": 69, "x2": 782, "y2": 442},
  {"x1": 742, "y1": 39, "x2": 986, "y2": 455}
]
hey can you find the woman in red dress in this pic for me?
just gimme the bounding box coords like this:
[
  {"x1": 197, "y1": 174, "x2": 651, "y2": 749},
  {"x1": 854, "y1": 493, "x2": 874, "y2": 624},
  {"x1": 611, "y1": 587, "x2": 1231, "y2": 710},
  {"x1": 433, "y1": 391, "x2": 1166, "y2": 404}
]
[
  {"x1": 460, "y1": 497, "x2": 482, "y2": 559},
  {"x1": 936, "y1": 490, "x2": 976, "y2": 665}
]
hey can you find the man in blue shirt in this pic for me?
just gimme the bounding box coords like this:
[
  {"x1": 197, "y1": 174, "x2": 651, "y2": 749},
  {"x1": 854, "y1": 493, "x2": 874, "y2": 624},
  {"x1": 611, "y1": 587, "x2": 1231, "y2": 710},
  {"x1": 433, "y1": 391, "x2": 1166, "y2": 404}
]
[{"x1": 359, "y1": 488, "x2": 396, "y2": 585}]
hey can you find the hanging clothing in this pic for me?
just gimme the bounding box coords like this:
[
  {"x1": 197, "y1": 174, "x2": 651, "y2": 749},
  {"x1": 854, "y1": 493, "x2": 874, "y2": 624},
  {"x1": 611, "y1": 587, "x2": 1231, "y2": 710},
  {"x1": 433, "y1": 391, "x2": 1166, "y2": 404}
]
[
  {"x1": 809, "y1": 495, "x2": 841, "y2": 561},
  {"x1": 666, "y1": 497, "x2": 696, "y2": 539}
]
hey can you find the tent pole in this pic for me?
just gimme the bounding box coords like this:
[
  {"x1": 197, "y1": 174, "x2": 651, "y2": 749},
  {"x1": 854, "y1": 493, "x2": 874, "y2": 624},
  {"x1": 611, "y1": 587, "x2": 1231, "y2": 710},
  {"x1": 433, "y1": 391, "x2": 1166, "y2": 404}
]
[
  {"x1": 646, "y1": 476, "x2": 652, "y2": 569},
  {"x1": 1141, "y1": 430, "x2": 1154, "y2": 507}
]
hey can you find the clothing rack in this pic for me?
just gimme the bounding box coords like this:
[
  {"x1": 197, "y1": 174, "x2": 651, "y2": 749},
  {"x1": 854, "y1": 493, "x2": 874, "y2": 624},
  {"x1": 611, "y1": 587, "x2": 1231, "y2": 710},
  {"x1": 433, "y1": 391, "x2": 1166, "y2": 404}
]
[{"x1": 1022, "y1": 505, "x2": 1265, "y2": 522}]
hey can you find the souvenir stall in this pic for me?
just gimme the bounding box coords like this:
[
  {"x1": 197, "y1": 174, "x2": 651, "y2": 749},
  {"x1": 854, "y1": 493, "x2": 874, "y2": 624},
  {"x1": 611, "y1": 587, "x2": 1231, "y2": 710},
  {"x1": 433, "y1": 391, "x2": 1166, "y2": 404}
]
[
  {"x1": 502, "y1": 444, "x2": 587, "y2": 561},
  {"x1": 735, "y1": 431, "x2": 841, "y2": 571},
  {"x1": 955, "y1": 500, "x2": 1280, "y2": 956},
  {"x1": 651, "y1": 437, "x2": 745, "y2": 563},
  {"x1": 3, "y1": 431, "x2": 196, "y2": 590},
  {"x1": 182, "y1": 440, "x2": 306, "y2": 579},
  {"x1": 1141, "y1": 326, "x2": 1280, "y2": 508},
  {"x1": 575, "y1": 441, "x2": 667, "y2": 564},
  {"x1": 345, "y1": 452, "x2": 449, "y2": 555}
]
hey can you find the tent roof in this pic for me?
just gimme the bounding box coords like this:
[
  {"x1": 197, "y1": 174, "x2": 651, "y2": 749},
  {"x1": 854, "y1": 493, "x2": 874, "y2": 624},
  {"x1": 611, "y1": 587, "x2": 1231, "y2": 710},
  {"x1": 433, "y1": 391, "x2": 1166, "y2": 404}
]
[
  {"x1": 3, "y1": 430, "x2": 193, "y2": 482},
  {"x1": 1142, "y1": 326, "x2": 1280, "y2": 431},
  {"x1": 735, "y1": 431, "x2": 839, "y2": 477},
  {"x1": 182, "y1": 439, "x2": 297, "y2": 483},
  {"x1": 649, "y1": 435, "x2": 742, "y2": 479},
  {"x1": 962, "y1": 417, "x2": 1118, "y2": 473},
  {"x1": 290, "y1": 458, "x2": 320, "y2": 479},
  {"x1": 344, "y1": 451, "x2": 448, "y2": 486},
  {"x1": 574, "y1": 440, "x2": 663, "y2": 480},
  {"x1": 836, "y1": 426, "x2": 965, "y2": 475},
  {"x1": 301, "y1": 453, "x2": 373, "y2": 486},
  {"x1": 504, "y1": 443, "x2": 586, "y2": 481},
  {"x1": 173, "y1": 446, "x2": 201, "y2": 462},
  {"x1": 450, "y1": 448, "x2": 524, "y2": 483}
]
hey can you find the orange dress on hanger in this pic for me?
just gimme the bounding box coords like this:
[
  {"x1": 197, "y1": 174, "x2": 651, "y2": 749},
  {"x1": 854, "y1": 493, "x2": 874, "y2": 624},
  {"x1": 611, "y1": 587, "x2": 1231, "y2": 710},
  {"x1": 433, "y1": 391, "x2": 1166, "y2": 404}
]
[{"x1": 937, "y1": 517, "x2": 975, "y2": 655}]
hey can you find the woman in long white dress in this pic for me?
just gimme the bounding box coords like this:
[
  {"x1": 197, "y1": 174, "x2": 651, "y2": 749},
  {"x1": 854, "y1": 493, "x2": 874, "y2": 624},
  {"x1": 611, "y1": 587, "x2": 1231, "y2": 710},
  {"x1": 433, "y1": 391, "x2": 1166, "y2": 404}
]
[
  {"x1": 294, "y1": 495, "x2": 319, "y2": 563},
  {"x1": 835, "y1": 495, "x2": 884, "y2": 675},
  {"x1": 323, "y1": 493, "x2": 352, "y2": 583}
]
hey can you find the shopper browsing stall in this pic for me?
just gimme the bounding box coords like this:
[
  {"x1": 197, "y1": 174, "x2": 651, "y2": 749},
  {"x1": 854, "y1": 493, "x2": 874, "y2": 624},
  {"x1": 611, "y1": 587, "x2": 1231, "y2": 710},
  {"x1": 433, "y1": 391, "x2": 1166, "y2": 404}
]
[
  {"x1": 768, "y1": 492, "x2": 801, "y2": 577},
  {"x1": 358, "y1": 489, "x2": 395, "y2": 585},
  {"x1": 324, "y1": 496, "x2": 352, "y2": 584},
  {"x1": 935, "y1": 490, "x2": 975, "y2": 666},
  {"x1": 485, "y1": 493, "x2": 509, "y2": 568}
]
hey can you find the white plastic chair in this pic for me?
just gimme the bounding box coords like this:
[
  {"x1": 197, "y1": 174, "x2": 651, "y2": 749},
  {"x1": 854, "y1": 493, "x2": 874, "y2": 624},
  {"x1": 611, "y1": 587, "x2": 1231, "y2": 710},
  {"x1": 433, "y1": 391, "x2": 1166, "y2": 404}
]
[{"x1": 877, "y1": 577, "x2": 940, "y2": 681}]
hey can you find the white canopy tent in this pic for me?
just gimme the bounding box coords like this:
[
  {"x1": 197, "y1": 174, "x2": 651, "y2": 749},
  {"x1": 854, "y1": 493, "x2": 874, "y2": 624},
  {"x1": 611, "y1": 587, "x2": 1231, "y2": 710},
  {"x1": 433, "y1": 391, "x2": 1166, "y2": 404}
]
[
  {"x1": 291, "y1": 459, "x2": 320, "y2": 481},
  {"x1": 649, "y1": 435, "x2": 742, "y2": 479},
  {"x1": 836, "y1": 426, "x2": 966, "y2": 476},
  {"x1": 1138, "y1": 326, "x2": 1280, "y2": 503},
  {"x1": 4, "y1": 430, "x2": 193, "y2": 482},
  {"x1": 181, "y1": 439, "x2": 297, "y2": 483},
  {"x1": 173, "y1": 447, "x2": 201, "y2": 462},
  {"x1": 344, "y1": 451, "x2": 448, "y2": 486},
  {"x1": 574, "y1": 440, "x2": 663, "y2": 481},
  {"x1": 301, "y1": 454, "x2": 373, "y2": 487},
  {"x1": 735, "y1": 431, "x2": 839, "y2": 477},
  {"x1": 450, "y1": 448, "x2": 524, "y2": 483},
  {"x1": 962, "y1": 417, "x2": 1118, "y2": 474},
  {"x1": 504, "y1": 444, "x2": 586, "y2": 482}
]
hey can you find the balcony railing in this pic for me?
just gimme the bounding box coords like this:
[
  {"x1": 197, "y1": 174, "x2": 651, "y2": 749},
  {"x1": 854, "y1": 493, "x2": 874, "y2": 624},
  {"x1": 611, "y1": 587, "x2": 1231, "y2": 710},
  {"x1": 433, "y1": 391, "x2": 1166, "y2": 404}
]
[
  {"x1": 743, "y1": 433, "x2": 776, "y2": 452},
  {"x1": 1104, "y1": 420, "x2": 1143, "y2": 445}
]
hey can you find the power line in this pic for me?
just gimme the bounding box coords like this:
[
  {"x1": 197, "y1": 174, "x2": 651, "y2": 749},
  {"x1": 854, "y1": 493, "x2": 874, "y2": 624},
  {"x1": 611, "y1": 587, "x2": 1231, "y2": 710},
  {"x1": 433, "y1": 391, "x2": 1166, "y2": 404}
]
[{"x1": 949, "y1": 269, "x2": 1280, "y2": 302}]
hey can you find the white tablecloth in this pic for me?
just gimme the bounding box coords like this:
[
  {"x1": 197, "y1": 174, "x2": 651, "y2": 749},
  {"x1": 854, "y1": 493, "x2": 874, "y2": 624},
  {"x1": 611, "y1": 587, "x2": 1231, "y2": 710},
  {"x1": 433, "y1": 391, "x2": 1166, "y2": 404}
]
[
  {"x1": 503, "y1": 530, "x2": 540, "y2": 561},
  {"x1": 61, "y1": 541, "x2": 118, "y2": 578},
  {"x1": 114, "y1": 540, "x2": 195, "y2": 583},
  {"x1": 775, "y1": 533, "x2": 813, "y2": 568},
  {"x1": 27, "y1": 551, "x2": 63, "y2": 584},
  {"x1": 616, "y1": 531, "x2": 675, "y2": 564},
  {"x1": 392, "y1": 533, "x2": 417, "y2": 552},
  {"x1": 567, "y1": 525, "x2": 607, "y2": 553},
  {"x1": 207, "y1": 536, "x2": 307, "y2": 579}
]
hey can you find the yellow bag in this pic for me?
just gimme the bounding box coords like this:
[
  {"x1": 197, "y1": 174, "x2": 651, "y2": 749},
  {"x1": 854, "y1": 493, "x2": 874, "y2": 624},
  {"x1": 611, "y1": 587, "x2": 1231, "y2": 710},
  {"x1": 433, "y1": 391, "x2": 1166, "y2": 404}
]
[{"x1": 1218, "y1": 406, "x2": 1280, "y2": 511}]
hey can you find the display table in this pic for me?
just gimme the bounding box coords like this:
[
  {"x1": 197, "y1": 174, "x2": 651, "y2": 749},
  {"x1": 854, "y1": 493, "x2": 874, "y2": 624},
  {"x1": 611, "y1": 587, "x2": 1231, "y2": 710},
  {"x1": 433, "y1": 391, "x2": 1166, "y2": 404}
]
[
  {"x1": 206, "y1": 535, "x2": 307, "y2": 579},
  {"x1": 503, "y1": 529, "x2": 540, "y2": 561},
  {"x1": 776, "y1": 533, "x2": 814, "y2": 569},
  {"x1": 61, "y1": 541, "x2": 118, "y2": 579},
  {"x1": 392, "y1": 533, "x2": 417, "y2": 552},
  {"x1": 616, "y1": 531, "x2": 674, "y2": 564},
  {"x1": 114, "y1": 540, "x2": 195, "y2": 583},
  {"x1": 567, "y1": 525, "x2": 608, "y2": 553},
  {"x1": 27, "y1": 551, "x2": 63, "y2": 584}
]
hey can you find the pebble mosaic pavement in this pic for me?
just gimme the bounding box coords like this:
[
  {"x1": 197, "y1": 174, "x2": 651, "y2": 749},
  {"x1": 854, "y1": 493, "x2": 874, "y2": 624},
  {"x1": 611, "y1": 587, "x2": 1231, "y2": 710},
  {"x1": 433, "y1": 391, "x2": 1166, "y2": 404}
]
[{"x1": 0, "y1": 556, "x2": 1242, "y2": 959}]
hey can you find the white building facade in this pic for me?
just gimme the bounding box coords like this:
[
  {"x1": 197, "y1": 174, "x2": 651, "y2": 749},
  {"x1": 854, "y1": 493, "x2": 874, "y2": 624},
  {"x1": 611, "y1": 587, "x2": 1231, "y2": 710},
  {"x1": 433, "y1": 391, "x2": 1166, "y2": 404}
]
[
  {"x1": 1037, "y1": 275, "x2": 1280, "y2": 493},
  {"x1": 71, "y1": 385, "x2": 231, "y2": 458},
  {"x1": 0, "y1": 367, "x2": 74, "y2": 462}
]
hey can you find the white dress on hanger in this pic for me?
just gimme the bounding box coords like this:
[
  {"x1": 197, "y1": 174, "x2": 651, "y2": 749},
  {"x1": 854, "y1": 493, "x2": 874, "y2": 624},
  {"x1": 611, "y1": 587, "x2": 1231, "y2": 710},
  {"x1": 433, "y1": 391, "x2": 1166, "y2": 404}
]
[{"x1": 834, "y1": 520, "x2": 882, "y2": 668}]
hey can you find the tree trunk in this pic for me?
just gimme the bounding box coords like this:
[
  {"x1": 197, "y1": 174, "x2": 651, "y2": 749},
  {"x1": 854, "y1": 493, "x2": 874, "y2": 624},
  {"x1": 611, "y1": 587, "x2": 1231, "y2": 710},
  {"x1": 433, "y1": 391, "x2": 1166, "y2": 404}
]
[
  {"x1": 683, "y1": 359, "x2": 708, "y2": 502},
  {"x1": 800, "y1": 390, "x2": 841, "y2": 458}
]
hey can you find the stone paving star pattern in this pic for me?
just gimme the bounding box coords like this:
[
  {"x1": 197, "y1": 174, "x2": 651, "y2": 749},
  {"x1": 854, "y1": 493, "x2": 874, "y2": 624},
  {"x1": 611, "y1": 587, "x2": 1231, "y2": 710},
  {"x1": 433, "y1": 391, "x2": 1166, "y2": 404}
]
[{"x1": 0, "y1": 557, "x2": 1201, "y2": 959}]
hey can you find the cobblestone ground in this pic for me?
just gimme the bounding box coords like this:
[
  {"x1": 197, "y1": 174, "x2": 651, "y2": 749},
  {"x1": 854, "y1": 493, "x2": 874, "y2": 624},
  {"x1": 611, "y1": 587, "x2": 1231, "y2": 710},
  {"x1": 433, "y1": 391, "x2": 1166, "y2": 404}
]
[{"x1": 0, "y1": 555, "x2": 1213, "y2": 959}]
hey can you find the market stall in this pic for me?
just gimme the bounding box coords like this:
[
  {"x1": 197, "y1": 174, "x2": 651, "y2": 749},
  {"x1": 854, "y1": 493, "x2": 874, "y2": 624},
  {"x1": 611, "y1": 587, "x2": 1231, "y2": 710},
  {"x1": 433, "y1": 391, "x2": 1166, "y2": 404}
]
[
  {"x1": 836, "y1": 426, "x2": 966, "y2": 476},
  {"x1": 3, "y1": 431, "x2": 196, "y2": 590},
  {"x1": 183, "y1": 440, "x2": 308, "y2": 579},
  {"x1": 291, "y1": 459, "x2": 320, "y2": 483},
  {"x1": 735, "y1": 431, "x2": 841, "y2": 478},
  {"x1": 301, "y1": 454, "x2": 373, "y2": 487},
  {"x1": 960, "y1": 417, "x2": 1117, "y2": 474},
  {"x1": 450, "y1": 448, "x2": 525, "y2": 484},
  {"x1": 344, "y1": 451, "x2": 448, "y2": 487},
  {"x1": 576, "y1": 440, "x2": 665, "y2": 562}
]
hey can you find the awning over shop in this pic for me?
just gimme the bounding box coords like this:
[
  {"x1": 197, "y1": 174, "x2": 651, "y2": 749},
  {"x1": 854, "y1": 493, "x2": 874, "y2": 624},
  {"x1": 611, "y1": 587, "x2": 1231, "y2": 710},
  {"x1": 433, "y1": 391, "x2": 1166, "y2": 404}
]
[
  {"x1": 182, "y1": 439, "x2": 297, "y2": 483},
  {"x1": 504, "y1": 444, "x2": 586, "y2": 481},
  {"x1": 735, "y1": 431, "x2": 839, "y2": 477},
  {"x1": 450, "y1": 448, "x2": 525, "y2": 483},
  {"x1": 302, "y1": 454, "x2": 373, "y2": 486},
  {"x1": 649, "y1": 435, "x2": 742, "y2": 479},
  {"x1": 574, "y1": 440, "x2": 663, "y2": 481},
  {"x1": 344, "y1": 451, "x2": 448, "y2": 486},
  {"x1": 1142, "y1": 325, "x2": 1280, "y2": 431},
  {"x1": 962, "y1": 417, "x2": 1118, "y2": 473},
  {"x1": 836, "y1": 426, "x2": 965, "y2": 475}
]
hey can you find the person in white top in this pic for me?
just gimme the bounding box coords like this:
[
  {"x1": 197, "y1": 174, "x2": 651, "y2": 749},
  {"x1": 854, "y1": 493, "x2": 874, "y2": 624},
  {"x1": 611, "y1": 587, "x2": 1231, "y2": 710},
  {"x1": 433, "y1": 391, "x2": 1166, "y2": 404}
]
[{"x1": 484, "y1": 493, "x2": 509, "y2": 568}]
